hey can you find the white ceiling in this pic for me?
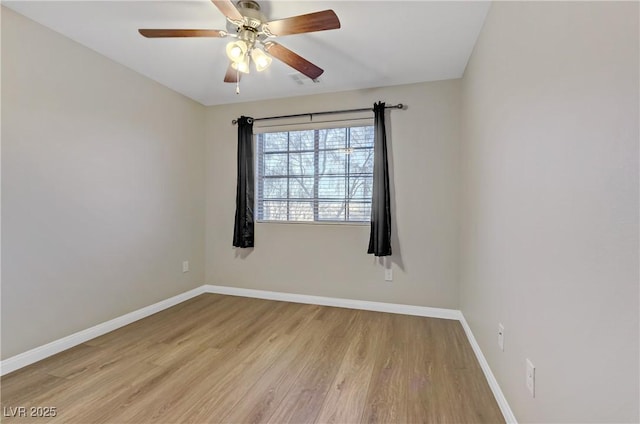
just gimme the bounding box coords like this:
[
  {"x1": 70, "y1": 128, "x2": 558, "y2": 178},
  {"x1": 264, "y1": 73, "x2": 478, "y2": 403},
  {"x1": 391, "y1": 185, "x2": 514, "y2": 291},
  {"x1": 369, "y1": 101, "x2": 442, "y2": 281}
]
[{"x1": 3, "y1": 1, "x2": 490, "y2": 106}]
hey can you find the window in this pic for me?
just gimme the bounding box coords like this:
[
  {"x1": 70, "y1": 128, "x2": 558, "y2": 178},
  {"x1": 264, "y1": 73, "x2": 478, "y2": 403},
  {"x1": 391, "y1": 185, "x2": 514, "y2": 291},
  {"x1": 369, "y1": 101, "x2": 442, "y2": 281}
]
[{"x1": 256, "y1": 126, "x2": 374, "y2": 223}]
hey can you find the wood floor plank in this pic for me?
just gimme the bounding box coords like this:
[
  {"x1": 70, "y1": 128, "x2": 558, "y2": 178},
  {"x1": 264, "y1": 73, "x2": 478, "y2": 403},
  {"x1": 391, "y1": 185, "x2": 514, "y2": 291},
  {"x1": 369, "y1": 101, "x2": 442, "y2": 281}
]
[
  {"x1": 219, "y1": 305, "x2": 361, "y2": 424},
  {"x1": 84, "y1": 294, "x2": 223, "y2": 348},
  {"x1": 106, "y1": 347, "x2": 223, "y2": 423},
  {"x1": 360, "y1": 313, "x2": 409, "y2": 424},
  {"x1": 12, "y1": 351, "x2": 160, "y2": 423},
  {"x1": 404, "y1": 314, "x2": 438, "y2": 423},
  {"x1": 109, "y1": 300, "x2": 287, "y2": 423},
  {"x1": 314, "y1": 310, "x2": 382, "y2": 424},
  {"x1": 174, "y1": 302, "x2": 322, "y2": 423},
  {"x1": 434, "y1": 319, "x2": 504, "y2": 423},
  {"x1": 0, "y1": 367, "x2": 67, "y2": 409},
  {"x1": 43, "y1": 361, "x2": 163, "y2": 424},
  {"x1": 0, "y1": 294, "x2": 505, "y2": 424},
  {"x1": 264, "y1": 306, "x2": 358, "y2": 424}
]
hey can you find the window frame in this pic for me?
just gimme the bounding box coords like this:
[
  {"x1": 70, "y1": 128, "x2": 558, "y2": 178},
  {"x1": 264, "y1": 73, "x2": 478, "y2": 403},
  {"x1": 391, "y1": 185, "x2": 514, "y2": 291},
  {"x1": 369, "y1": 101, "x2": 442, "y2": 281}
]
[{"x1": 255, "y1": 125, "x2": 374, "y2": 225}]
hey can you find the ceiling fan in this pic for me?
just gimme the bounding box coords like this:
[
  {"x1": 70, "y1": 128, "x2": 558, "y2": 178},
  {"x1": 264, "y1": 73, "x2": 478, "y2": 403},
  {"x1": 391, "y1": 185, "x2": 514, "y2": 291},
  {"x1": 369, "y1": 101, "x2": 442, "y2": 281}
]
[{"x1": 139, "y1": 0, "x2": 340, "y2": 87}]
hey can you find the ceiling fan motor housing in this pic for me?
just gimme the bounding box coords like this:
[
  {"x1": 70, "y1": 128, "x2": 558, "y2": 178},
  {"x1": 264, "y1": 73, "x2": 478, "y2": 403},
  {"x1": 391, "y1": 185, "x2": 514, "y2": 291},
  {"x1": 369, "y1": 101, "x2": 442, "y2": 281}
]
[
  {"x1": 239, "y1": 28, "x2": 257, "y2": 47},
  {"x1": 227, "y1": 0, "x2": 266, "y2": 35}
]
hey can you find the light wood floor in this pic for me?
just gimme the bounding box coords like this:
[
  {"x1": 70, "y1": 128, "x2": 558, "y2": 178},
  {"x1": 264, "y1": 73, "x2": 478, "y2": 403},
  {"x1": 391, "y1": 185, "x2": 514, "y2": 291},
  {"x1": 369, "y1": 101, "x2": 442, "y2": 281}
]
[{"x1": 1, "y1": 294, "x2": 504, "y2": 423}]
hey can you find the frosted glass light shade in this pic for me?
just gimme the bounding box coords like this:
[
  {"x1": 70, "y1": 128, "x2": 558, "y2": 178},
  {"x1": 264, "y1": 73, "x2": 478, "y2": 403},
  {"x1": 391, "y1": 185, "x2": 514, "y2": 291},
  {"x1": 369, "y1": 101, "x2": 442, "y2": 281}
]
[
  {"x1": 232, "y1": 55, "x2": 251, "y2": 74},
  {"x1": 226, "y1": 40, "x2": 248, "y2": 63},
  {"x1": 250, "y1": 48, "x2": 272, "y2": 72}
]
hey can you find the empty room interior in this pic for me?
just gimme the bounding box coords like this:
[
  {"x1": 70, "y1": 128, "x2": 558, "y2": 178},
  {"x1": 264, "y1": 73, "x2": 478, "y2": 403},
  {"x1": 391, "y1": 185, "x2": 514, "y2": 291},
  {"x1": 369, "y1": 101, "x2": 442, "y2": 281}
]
[{"x1": 1, "y1": 1, "x2": 638, "y2": 423}]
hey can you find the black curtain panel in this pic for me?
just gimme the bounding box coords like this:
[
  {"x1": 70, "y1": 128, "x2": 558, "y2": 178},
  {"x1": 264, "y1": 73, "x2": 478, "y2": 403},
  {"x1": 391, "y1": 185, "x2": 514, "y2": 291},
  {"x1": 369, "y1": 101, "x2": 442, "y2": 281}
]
[
  {"x1": 368, "y1": 102, "x2": 392, "y2": 256},
  {"x1": 233, "y1": 116, "x2": 255, "y2": 248}
]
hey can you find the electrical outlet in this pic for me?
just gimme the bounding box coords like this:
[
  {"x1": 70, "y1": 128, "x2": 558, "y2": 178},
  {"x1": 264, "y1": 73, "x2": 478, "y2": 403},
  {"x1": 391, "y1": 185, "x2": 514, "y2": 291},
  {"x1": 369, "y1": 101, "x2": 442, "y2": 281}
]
[
  {"x1": 526, "y1": 358, "x2": 535, "y2": 397},
  {"x1": 384, "y1": 268, "x2": 393, "y2": 281},
  {"x1": 498, "y1": 323, "x2": 505, "y2": 351},
  {"x1": 182, "y1": 261, "x2": 189, "y2": 273}
]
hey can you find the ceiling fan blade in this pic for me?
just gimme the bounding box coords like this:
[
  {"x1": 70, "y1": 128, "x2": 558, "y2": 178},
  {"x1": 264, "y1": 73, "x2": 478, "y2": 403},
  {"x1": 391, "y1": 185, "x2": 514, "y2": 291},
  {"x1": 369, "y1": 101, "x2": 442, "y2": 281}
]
[
  {"x1": 139, "y1": 29, "x2": 226, "y2": 38},
  {"x1": 211, "y1": 0, "x2": 243, "y2": 21},
  {"x1": 266, "y1": 10, "x2": 340, "y2": 36},
  {"x1": 224, "y1": 63, "x2": 240, "y2": 83},
  {"x1": 264, "y1": 41, "x2": 324, "y2": 80}
]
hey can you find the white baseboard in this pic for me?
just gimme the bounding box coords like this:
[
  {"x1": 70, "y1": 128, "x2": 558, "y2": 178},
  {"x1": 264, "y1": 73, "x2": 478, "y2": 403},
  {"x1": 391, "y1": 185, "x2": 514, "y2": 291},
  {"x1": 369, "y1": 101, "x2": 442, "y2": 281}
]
[
  {"x1": 459, "y1": 313, "x2": 518, "y2": 424},
  {"x1": 203, "y1": 284, "x2": 461, "y2": 320},
  {"x1": 0, "y1": 286, "x2": 206, "y2": 376},
  {"x1": 0, "y1": 283, "x2": 515, "y2": 423}
]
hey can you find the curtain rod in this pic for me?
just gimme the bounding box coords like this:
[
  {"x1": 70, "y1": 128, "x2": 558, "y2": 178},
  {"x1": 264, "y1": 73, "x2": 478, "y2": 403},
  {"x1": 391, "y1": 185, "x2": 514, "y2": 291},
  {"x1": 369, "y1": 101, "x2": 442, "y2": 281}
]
[{"x1": 231, "y1": 103, "x2": 404, "y2": 125}]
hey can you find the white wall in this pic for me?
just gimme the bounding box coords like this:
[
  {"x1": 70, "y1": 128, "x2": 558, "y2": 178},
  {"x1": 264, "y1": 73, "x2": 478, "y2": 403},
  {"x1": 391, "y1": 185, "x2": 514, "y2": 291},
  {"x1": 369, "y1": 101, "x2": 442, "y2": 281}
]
[
  {"x1": 205, "y1": 81, "x2": 461, "y2": 309},
  {"x1": 460, "y1": 2, "x2": 639, "y2": 422},
  {"x1": 1, "y1": 8, "x2": 206, "y2": 359}
]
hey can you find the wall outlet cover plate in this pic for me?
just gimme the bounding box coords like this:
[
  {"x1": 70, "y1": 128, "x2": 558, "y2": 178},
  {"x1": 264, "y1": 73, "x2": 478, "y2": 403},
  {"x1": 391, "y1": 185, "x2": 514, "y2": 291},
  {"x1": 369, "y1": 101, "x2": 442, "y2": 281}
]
[{"x1": 526, "y1": 358, "x2": 535, "y2": 397}]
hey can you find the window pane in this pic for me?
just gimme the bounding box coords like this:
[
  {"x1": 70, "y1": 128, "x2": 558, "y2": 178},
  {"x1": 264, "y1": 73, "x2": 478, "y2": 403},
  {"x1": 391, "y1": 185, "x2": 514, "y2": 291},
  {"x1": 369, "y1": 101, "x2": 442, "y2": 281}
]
[
  {"x1": 348, "y1": 202, "x2": 371, "y2": 221},
  {"x1": 349, "y1": 127, "x2": 374, "y2": 148},
  {"x1": 319, "y1": 150, "x2": 346, "y2": 175},
  {"x1": 318, "y1": 176, "x2": 345, "y2": 199},
  {"x1": 257, "y1": 126, "x2": 373, "y2": 223},
  {"x1": 318, "y1": 201, "x2": 346, "y2": 221},
  {"x1": 263, "y1": 132, "x2": 288, "y2": 152},
  {"x1": 349, "y1": 149, "x2": 374, "y2": 174},
  {"x1": 262, "y1": 201, "x2": 288, "y2": 221},
  {"x1": 289, "y1": 202, "x2": 313, "y2": 221},
  {"x1": 263, "y1": 177, "x2": 287, "y2": 199},
  {"x1": 348, "y1": 176, "x2": 373, "y2": 200},
  {"x1": 263, "y1": 153, "x2": 288, "y2": 176},
  {"x1": 289, "y1": 152, "x2": 314, "y2": 176},
  {"x1": 290, "y1": 177, "x2": 314, "y2": 199},
  {"x1": 289, "y1": 130, "x2": 315, "y2": 151},
  {"x1": 319, "y1": 128, "x2": 347, "y2": 150}
]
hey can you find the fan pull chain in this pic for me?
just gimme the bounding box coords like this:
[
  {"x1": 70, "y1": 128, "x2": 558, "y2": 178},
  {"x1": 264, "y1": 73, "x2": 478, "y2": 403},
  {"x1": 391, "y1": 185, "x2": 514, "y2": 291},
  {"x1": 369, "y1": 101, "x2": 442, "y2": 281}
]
[{"x1": 236, "y1": 69, "x2": 240, "y2": 95}]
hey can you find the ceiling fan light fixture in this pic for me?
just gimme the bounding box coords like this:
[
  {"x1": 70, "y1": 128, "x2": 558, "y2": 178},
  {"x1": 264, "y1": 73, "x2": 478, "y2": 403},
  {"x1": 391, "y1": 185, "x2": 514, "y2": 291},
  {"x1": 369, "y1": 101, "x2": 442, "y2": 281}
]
[
  {"x1": 232, "y1": 55, "x2": 251, "y2": 74},
  {"x1": 226, "y1": 40, "x2": 248, "y2": 63},
  {"x1": 250, "y1": 48, "x2": 272, "y2": 72}
]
